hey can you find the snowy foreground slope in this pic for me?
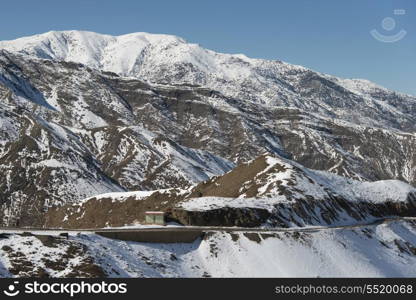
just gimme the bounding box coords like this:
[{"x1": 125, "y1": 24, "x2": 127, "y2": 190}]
[{"x1": 0, "y1": 219, "x2": 415, "y2": 277}]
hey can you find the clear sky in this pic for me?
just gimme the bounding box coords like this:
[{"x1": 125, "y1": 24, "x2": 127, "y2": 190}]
[{"x1": 0, "y1": 0, "x2": 414, "y2": 95}]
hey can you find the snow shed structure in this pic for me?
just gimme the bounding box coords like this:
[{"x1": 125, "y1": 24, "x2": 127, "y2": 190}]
[{"x1": 145, "y1": 211, "x2": 165, "y2": 225}]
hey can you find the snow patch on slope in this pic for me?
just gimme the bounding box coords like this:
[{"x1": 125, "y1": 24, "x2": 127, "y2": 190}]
[{"x1": 314, "y1": 171, "x2": 416, "y2": 204}]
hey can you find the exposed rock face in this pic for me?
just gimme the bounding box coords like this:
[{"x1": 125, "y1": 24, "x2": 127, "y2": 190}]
[
  {"x1": 44, "y1": 155, "x2": 416, "y2": 229},
  {"x1": 169, "y1": 208, "x2": 272, "y2": 227}
]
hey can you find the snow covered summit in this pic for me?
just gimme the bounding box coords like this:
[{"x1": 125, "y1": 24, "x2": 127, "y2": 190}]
[
  {"x1": 0, "y1": 30, "x2": 185, "y2": 76},
  {"x1": 1, "y1": 30, "x2": 415, "y2": 133}
]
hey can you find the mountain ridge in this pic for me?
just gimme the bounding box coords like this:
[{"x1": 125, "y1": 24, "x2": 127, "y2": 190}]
[
  {"x1": 1, "y1": 30, "x2": 413, "y2": 96},
  {"x1": 1, "y1": 30, "x2": 415, "y2": 133}
]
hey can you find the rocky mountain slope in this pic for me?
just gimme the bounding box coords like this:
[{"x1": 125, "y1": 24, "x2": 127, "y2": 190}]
[
  {"x1": 0, "y1": 51, "x2": 235, "y2": 226},
  {"x1": 0, "y1": 98, "x2": 233, "y2": 226},
  {"x1": 0, "y1": 31, "x2": 415, "y2": 227},
  {"x1": 0, "y1": 101, "x2": 124, "y2": 227},
  {"x1": 45, "y1": 154, "x2": 416, "y2": 229}
]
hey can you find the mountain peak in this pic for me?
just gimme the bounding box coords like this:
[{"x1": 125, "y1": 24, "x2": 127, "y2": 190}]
[
  {"x1": 2, "y1": 30, "x2": 414, "y2": 116},
  {"x1": 0, "y1": 30, "x2": 188, "y2": 75}
]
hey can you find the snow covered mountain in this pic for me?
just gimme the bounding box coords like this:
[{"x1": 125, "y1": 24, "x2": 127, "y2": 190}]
[
  {"x1": 1, "y1": 30, "x2": 415, "y2": 131},
  {"x1": 0, "y1": 98, "x2": 233, "y2": 226},
  {"x1": 0, "y1": 31, "x2": 415, "y2": 228},
  {"x1": 0, "y1": 52, "x2": 234, "y2": 226},
  {"x1": 0, "y1": 48, "x2": 415, "y2": 183},
  {"x1": 0, "y1": 30, "x2": 415, "y2": 279}
]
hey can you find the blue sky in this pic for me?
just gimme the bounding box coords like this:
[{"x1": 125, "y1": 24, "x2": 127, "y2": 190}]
[{"x1": 0, "y1": 0, "x2": 415, "y2": 95}]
